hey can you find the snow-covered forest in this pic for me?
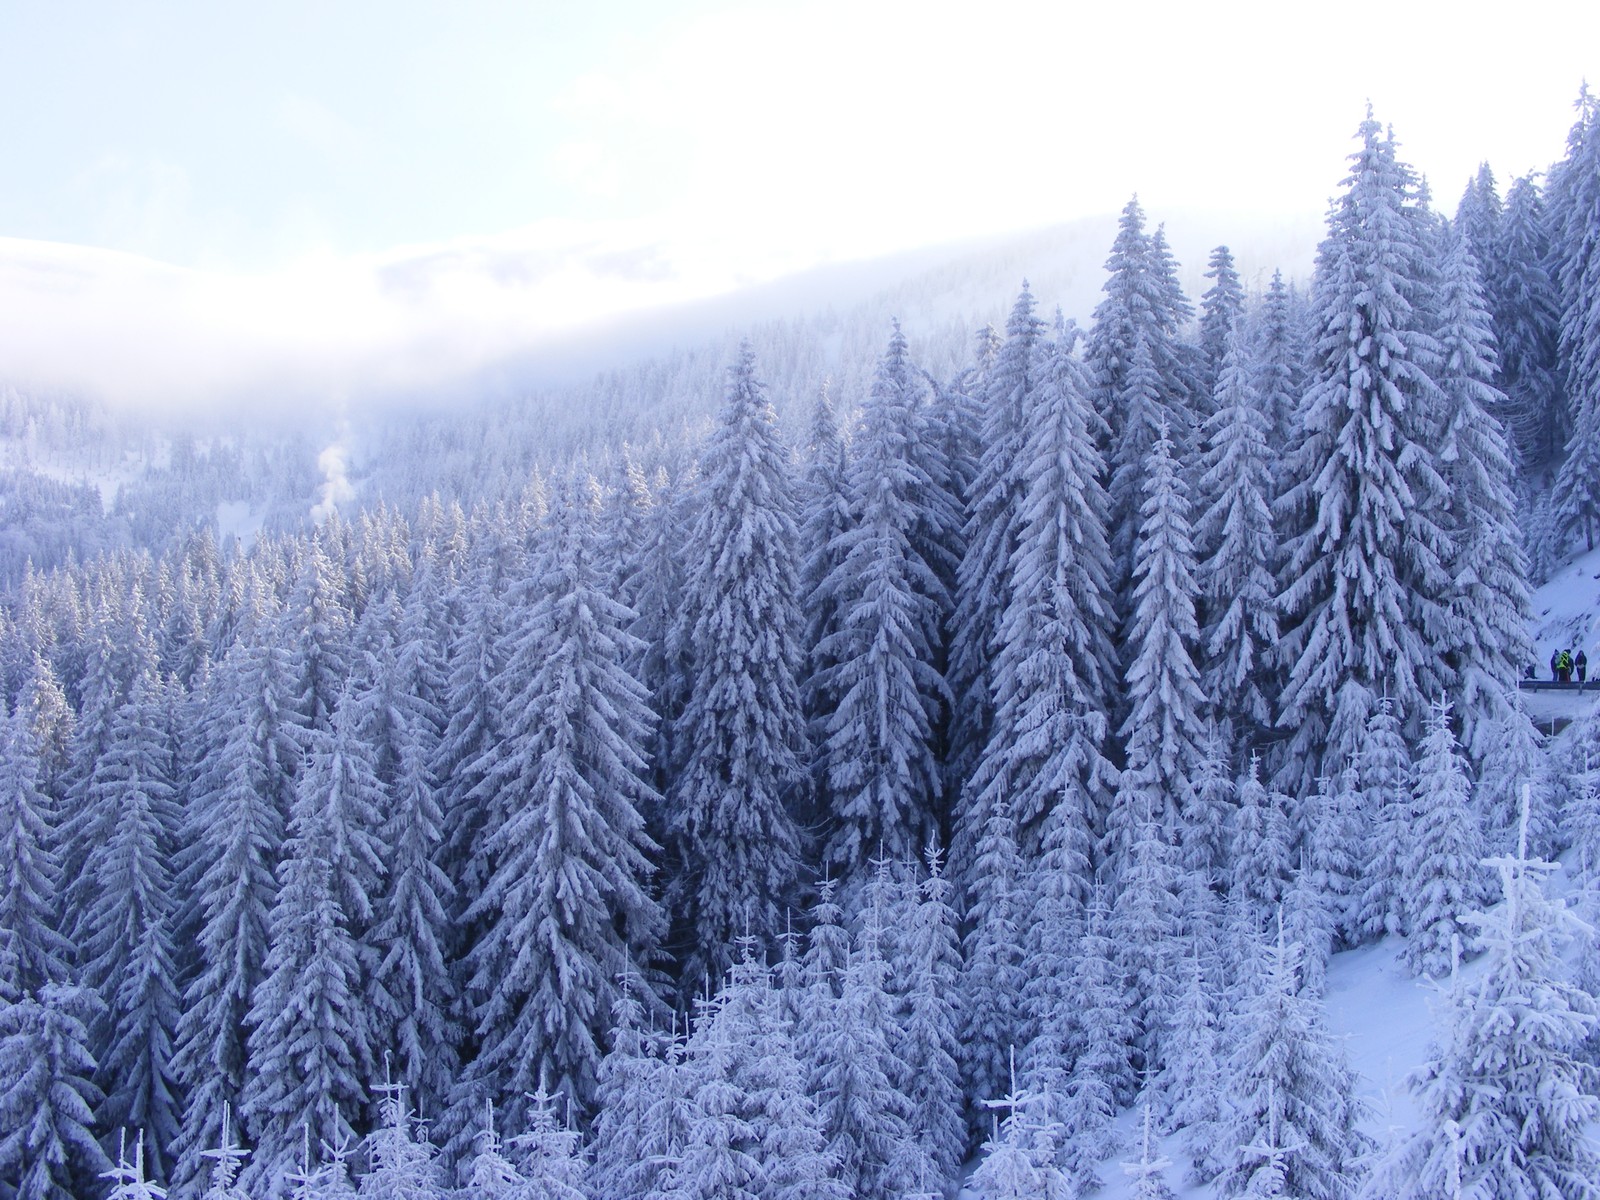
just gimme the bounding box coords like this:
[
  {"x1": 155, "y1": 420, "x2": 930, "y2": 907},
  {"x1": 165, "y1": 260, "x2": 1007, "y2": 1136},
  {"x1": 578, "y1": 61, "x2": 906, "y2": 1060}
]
[{"x1": 4, "y1": 96, "x2": 1600, "y2": 1200}]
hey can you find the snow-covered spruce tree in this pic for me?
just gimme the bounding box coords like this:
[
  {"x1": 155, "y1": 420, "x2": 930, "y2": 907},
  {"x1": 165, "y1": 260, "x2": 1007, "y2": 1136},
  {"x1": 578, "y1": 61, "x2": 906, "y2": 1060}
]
[
  {"x1": 1017, "y1": 804, "x2": 1087, "y2": 1133},
  {"x1": 932, "y1": 323, "x2": 996, "y2": 547},
  {"x1": 819, "y1": 324, "x2": 949, "y2": 877},
  {"x1": 1374, "y1": 832, "x2": 1600, "y2": 1198},
  {"x1": 1229, "y1": 754, "x2": 1294, "y2": 919},
  {"x1": 195, "y1": 1103, "x2": 250, "y2": 1200},
  {"x1": 675, "y1": 998, "x2": 762, "y2": 1200},
  {"x1": 240, "y1": 698, "x2": 381, "y2": 1194},
  {"x1": 1087, "y1": 198, "x2": 1195, "y2": 607},
  {"x1": 916, "y1": 346, "x2": 988, "y2": 765},
  {"x1": 465, "y1": 1104, "x2": 523, "y2": 1200},
  {"x1": 1232, "y1": 1082, "x2": 1298, "y2": 1200},
  {"x1": 1283, "y1": 854, "x2": 1333, "y2": 998},
  {"x1": 1111, "y1": 806, "x2": 1183, "y2": 1105},
  {"x1": 1454, "y1": 163, "x2": 1502, "y2": 271},
  {"x1": 344, "y1": 595, "x2": 457, "y2": 1123},
  {"x1": 801, "y1": 878, "x2": 850, "y2": 1028},
  {"x1": 507, "y1": 1085, "x2": 587, "y2": 1200},
  {"x1": 900, "y1": 845, "x2": 965, "y2": 1190},
  {"x1": 1149, "y1": 223, "x2": 1202, "y2": 403},
  {"x1": 1477, "y1": 698, "x2": 1562, "y2": 861},
  {"x1": 1108, "y1": 420, "x2": 1205, "y2": 870},
  {"x1": 1401, "y1": 698, "x2": 1488, "y2": 979},
  {"x1": 1183, "y1": 722, "x2": 1234, "y2": 881},
  {"x1": 947, "y1": 286, "x2": 1045, "y2": 872},
  {"x1": 586, "y1": 980, "x2": 657, "y2": 1200},
  {"x1": 1196, "y1": 321, "x2": 1279, "y2": 738},
  {"x1": 597, "y1": 449, "x2": 654, "y2": 611},
  {"x1": 283, "y1": 1125, "x2": 359, "y2": 1200},
  {"x1": 282, "y1": 535, "x2": 353, "y2": 734},
  {"x1": 1434, "y1": 232, "x2": 1534, "y2": 765},
  {"x1": 102, "y1": 1130, "x2": 165, "y2": 1200},
  {"x1": 360, "y1": 656, "x2": 458, "y2": 1126},
  {"x1": 1121, "y1": 1106, "x2": 1177, "y2": 1200},
  {"x1": 1199, "y1": 245, "x2": 1246, "y2": 397},
  {"x1": 1220, "y1": 920, "x2": 1367, "y2": 1200},
  {"x1": 668, "y1": 342, "x2": 808, "y2": 980},
  {"x1": 719, "y1": 941, "x2": 848, "y2": 1200},
  {"x1": 1164, "y1": 944, "x2": 1225, "y2": 1185},
  {"x1": 425, "y1": 516, "x2": 520, "y2": 1173},
  {"x1": 396, "y1": 564, "x2": 451, "y2": 725},
  {"x1": 1251, "y1": 270, "x2": 1308, "y2": 470},
  {"x1": 960, "y1": 796, "x2": 1028, "y2": 1146},
  {"x1": 15, "y1": 652, "x2": 74, "y2": 807},
  {"x1": 968, "y1": 1067, "x2": 1070, "y2": 1200},
  {"x1": 591, "y1": 993, "x2": 697, "y2": 1200},
  {"x1": 631, "y1": 464, "x2": 697, "y2": 803},
  {"x1": 798, "y1": 382, "x2": 854, "y2": 820},
  {"x1": 966, "y1": 322, "x2": 1115, "y2": 866},
  {"x1": 1304, "y1": 765, "x2": 1366, "y2": 949},
  {"x1": 171, "y1": 634, "x2": 297, "y2": 1199},
  {"x1": 359, "y1": 1075, "x2": 445, "y2": 1200},
  {"x1": 434, "y1": 510, "x2": 516, "y2": 908},
  {"x1": 901, "y1": 361, "x2": 966, "y2": 637},
  {"x1": 57, "y1": 610, "x2": 130, "y2": 951},
  {"x1": 1572, "y1": 748, "x2": 1600, "y2": 885},
  {"x1": 0, "y1": 709, "x2": 71, "y2": 1000},
  {"x1": 812, "y1": 908, "x2": 928, "y2": 1200},
  {"x1": 1355, "y1": 695, "x2": 1411, "y2": 942},
  {"x1": 306, "y1": 681, "x2": 387, "y2": 941},
  {"x1": 862, "y1": 853, "x2": 911, "y2": 1042},
  {"x1": 80, "y1": 677, "x2": 184, "y2": 1181},
  {"x1": 0, "y1": 982, "x2": 110, "y2": 1200},
  {"x1": 1489, "y1": 174, "x2": 1563, "y2": 464},
  {"x1": 1275, "y1": 114, "x2": 1453, "y2": 789},
  {"x1": 1550, "y1": 89, "x2": 1600, "y2": 549},
  {"x1": 0, "y1": 691, "x2": 86, "y2": 1200},
  {"x1": 461, "y1": 484, "x2": 663, "y2": 1128},
  {"x1": 1058, "y1": 893, "x2": 1132, "y2": 1194}
]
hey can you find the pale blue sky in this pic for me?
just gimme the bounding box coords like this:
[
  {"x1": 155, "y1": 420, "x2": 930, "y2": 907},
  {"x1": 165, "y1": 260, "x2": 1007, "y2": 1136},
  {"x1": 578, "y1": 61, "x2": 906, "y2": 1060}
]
[
  {"x1": 5, "y1": 1, "x2": 1595, "y2": 272},
  {"x1": 0, "y1": 1, "x2": 1595, "y2": 411},
  {"x1": 0, "y1": 2, "x2": 729, "y2": 267}
]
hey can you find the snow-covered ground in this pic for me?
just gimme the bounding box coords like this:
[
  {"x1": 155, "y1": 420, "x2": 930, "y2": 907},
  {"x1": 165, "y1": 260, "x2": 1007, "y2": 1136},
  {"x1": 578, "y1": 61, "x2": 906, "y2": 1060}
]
[
  {"x1": 0, "y1": 436, "x2": 146, "y2": 515},
  {"x1": 216, "y1": 499, "x2": 265, "y2": 551}
]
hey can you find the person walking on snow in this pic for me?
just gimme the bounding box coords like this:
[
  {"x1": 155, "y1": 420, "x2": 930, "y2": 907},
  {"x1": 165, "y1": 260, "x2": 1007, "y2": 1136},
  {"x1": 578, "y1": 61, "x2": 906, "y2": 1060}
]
[
  {"x1": 1558, "y1": 649, "x2": 1574, "y2": 683},
  {"x1": 1579, "y1": 649, "x2": 1589, "y2": 685},
  {"x1": 1553, "y1": 648, "x2": 1562, "y2": 681}
]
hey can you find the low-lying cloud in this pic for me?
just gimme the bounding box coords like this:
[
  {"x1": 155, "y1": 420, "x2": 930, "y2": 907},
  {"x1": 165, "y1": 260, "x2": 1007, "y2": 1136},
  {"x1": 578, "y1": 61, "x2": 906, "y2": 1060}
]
[{"x1": 0, "y1": 219, "x2": 768, "y2": 423}]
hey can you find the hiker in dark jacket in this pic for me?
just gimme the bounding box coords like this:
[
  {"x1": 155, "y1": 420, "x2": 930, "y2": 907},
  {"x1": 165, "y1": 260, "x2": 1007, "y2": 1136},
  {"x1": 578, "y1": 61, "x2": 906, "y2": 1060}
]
[
  {"x1": 1553, "y1": 648, "x2": 1562, "y2": 681},
  {"x1": 1579, "y1": 649, "x2": 1589, "y2": 685}
]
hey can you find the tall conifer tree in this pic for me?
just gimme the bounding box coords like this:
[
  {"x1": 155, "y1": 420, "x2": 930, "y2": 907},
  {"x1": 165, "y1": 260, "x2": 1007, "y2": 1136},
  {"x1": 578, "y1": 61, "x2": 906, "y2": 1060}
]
[
  {"x1": 462, "y1": 484, "x2": 663, "y2": 1127},
  {"x1": 669, "y1": 343, "x2": 808, "y2": 979},
  {"x1": 1276, "y1": 113, "x2": 1453, "y2": 787},
  {"x1": 820, "y1": 324, "x2": 949, "y2": 875}
]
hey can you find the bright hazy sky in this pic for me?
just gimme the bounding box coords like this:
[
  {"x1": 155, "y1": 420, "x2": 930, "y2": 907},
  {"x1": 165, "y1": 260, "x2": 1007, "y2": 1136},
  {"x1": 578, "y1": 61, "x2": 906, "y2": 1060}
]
[{"x1": 0, "y1": 0, "x2": 1596, "y2": 410}]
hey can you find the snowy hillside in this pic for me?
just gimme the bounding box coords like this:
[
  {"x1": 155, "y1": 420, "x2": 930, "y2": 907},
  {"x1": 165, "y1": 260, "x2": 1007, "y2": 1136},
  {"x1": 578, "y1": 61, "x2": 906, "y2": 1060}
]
[{"x1": 5, "y1": 97, "x2": 1600, "y2": 1200}]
